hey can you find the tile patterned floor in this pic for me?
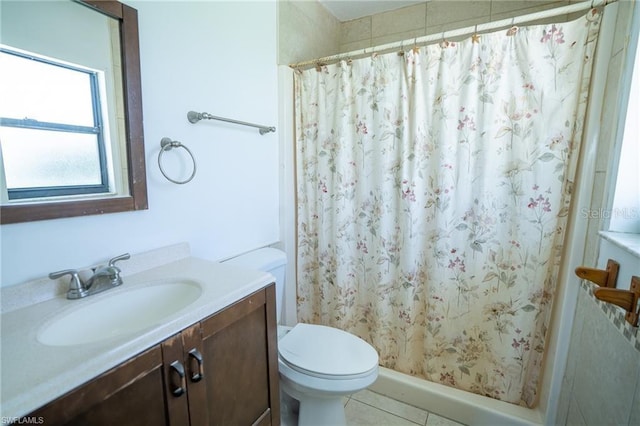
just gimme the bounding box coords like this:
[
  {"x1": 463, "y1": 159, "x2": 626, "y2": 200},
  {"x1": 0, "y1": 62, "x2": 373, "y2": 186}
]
[
  {"x1": 344, "y1": 390, "x2": 465, "y2": 426},
  {"x1": 282, "y1": 388, "x2": 466, "y2": 426}
]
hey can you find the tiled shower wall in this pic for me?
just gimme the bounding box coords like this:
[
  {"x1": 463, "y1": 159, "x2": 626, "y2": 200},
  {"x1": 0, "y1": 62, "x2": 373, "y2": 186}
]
[
  {"x1": 338, "y1": 0, "x2": 582, "y2": 53},
  {"x1": 279, "y1": 1, "x2": 605, "y2": 64},
  {"x1": 279, "y1": 1, "x2": 593, "y2": 65},
  {"x1": 558, "y1": 278, "x2": 640, "y2": 425},
  {"x1": 277, "y1": 0, "x2": 340, "y2": 65}
]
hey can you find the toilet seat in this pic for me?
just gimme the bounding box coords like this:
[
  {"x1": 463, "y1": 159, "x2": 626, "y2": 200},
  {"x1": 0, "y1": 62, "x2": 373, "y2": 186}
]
[
  {"x1": 278, "y1": 323, "x2": 379, "y2": 379},
  {"x1": 279, "y1": 356, "x2": 378, "y2": 380}
]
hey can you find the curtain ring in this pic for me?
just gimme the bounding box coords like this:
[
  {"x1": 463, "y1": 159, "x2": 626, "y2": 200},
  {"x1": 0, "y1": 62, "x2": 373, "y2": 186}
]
[
  {"x1": 158, "y1": 137, "x2": 197, "y2": 184},
  {"x1": 507, "y1": 17, "x2": 519, "y2": 36},
  {"x1": 472, "y1": 24, "x2": 481, "y2": 43}
]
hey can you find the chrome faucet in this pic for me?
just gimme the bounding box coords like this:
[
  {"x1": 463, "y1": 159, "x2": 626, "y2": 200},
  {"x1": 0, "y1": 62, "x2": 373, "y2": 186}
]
[{"x1": 49, "y1": 253, "x2": 131, "y2": 299}]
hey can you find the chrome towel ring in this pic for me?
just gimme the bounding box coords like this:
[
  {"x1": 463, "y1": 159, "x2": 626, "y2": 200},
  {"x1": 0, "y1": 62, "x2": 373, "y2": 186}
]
[{"x1": 158, "y1": 137, "x2": 197, "y2": 184}]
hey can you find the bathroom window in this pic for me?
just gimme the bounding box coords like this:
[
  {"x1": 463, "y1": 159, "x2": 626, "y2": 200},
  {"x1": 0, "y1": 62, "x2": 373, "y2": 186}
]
[
  {"x1": 0, "y1": 47, "x2": 110, "y2": 201},
  {"x1": 608, "y1": 16, "x2": 640, "y2": 234}
]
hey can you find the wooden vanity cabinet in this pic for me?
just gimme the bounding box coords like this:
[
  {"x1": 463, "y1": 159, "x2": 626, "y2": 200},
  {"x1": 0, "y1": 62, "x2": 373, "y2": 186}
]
[
  {"x1": 31, "y1": 345, "x2": 170, "y2": 426},
  {"x1": 30, "y1": 284, "x2": 280, "y2": 426},
  {"x1": 195, "y1": 284, "x2": 280, "y2": 426}
]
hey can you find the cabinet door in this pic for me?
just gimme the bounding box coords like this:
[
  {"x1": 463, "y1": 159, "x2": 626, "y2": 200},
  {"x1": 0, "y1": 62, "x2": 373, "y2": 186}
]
[
  {"x1": 199, "y1": 284, "x2": 280, "y2": 426},
  {"x1": 32, "y1": 345, "x2": 171, "y2": 426},
  {"x1": 161, "y1": 333, "x2": 191, "y2": 426},
  {"x1": 180, "y1": 323, "x2": 209, "y2": 426}
]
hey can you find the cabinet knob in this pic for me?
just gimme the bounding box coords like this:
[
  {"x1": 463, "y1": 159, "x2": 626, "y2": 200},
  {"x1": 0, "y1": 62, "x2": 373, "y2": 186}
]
[
  {"x1": 169, "y1": 360, "x2": 186, "y2": 397},
  {"x1": 188, "y1": 348, "x2": 204, "y2": 382}
]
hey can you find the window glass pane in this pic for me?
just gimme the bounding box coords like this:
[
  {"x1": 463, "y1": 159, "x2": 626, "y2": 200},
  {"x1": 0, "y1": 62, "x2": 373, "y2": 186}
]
[
  {"x1": 1, "y1": 127, "x2": 102, "y2": 189},
  {"x1": 610, "y1": 31, "x2": 640, "y2": 233},
  {"x1": 0, "y1": 51, "x2": 94, "y2": 126}
]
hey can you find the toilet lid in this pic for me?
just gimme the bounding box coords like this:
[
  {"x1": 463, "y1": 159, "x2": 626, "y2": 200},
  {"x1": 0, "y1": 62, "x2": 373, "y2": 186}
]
[{"x1": 278, "y1": 323, "x2": 378, "y2": 376}]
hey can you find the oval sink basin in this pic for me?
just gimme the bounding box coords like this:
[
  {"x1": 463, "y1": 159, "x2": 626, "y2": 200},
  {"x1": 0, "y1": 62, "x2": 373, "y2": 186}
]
[{"x1": 38, "y1": 280, "x2": 202, "y2": 346}]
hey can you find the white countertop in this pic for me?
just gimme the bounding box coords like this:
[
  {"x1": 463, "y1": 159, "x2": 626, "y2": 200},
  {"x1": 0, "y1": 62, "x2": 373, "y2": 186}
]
[{"x1": 0, "y1": 255, "x2": 272, "y2": 419}]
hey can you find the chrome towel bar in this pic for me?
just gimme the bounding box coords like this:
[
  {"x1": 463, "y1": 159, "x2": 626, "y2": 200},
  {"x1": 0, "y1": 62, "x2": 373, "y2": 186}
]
[{"x1": 187, "y1": 111, "x2": 275, "y2": 135}]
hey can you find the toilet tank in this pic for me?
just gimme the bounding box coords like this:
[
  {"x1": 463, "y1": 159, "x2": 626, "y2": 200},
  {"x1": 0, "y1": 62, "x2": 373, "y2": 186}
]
[{"x1": 223, "y1": 248, "x2": 287, "y2": 323}]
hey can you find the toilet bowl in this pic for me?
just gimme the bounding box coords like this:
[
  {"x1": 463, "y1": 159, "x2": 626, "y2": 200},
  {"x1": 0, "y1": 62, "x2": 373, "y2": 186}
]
[
  {"x1": 223, "y1": 248, "x2": 379, "y2": 426},
  {"x1": 279, "y1": 323, "x2": 378, "y2": 425}
]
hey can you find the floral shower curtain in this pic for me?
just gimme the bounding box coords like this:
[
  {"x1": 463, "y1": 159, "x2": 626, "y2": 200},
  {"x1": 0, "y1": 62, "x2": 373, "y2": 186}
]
[{"x1": 295, "y1": 11, "x2": 601, "y2": 407}]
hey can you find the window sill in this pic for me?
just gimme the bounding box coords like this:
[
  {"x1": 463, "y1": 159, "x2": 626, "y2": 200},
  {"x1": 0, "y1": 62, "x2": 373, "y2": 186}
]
[{"x1": 598, "y1": 231, "x2": 640, "y2": 259}]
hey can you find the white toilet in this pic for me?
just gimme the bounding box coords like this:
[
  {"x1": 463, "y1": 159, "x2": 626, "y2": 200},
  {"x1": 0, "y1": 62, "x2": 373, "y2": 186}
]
[{"x1": 224, "y1": 248, "x2": 379, "y2": 426}]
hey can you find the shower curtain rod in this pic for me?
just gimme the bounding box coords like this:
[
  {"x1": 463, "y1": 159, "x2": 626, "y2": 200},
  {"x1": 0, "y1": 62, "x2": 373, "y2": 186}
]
[{"x1": 290, "y1": 0, "x2": 616, "y2": 70}]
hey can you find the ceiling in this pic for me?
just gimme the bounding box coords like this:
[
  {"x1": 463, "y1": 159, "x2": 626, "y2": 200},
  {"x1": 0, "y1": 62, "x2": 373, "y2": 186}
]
[{"x1": 318, "y1": 0, "x2": 426, "y2": 22}]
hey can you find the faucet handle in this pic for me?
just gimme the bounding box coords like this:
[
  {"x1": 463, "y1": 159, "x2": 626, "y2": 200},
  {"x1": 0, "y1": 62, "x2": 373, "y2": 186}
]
[
  {"x1": 108, "y1": 253, "x2": 131, "y2": 268},
  {"x1": 49, "y1": 269, "x2": 88, "y2": 299}
]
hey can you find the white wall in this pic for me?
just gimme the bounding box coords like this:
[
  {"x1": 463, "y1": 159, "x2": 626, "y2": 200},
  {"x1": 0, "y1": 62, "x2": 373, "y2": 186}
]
[{"x1": 0, "y1": 1, "x2": 279, "y2": 287}]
